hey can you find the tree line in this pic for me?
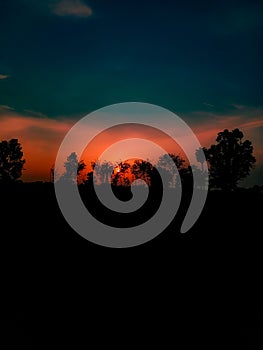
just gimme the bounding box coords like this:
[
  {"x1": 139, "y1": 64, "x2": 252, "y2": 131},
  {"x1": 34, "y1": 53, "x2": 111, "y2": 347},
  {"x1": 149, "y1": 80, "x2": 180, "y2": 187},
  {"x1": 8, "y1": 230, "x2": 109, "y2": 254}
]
[{"x1": 0, "y1": 128, "x2": 256, "y2": 191}]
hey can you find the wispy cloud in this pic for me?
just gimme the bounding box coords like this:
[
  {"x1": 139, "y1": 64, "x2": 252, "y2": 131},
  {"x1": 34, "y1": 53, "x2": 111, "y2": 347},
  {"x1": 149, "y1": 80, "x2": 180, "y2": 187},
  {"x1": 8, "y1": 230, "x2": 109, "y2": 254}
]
[
  {"x1": 24, "y1": 109, "x2": 49, "y2": 119},
  {"x1": 239, "y1": 119, "x2": 263, "y2": 129},
  {"x1": 0, "y1": 74, "x2": 9, "y2": 80},
  {"x1": 203, "y1": 102, "x2": 215, "y2": 108},
  {"x1": 231, "y1": 104, "x2": 246, "y2": 110},
  {"x1": 0, "y1": 111, "x2": 74, "y2": 181},
  {"x1": 51, "y1": 0, "x2": 92, "y2": 17},
  {"x1": 0, "y1": 105, "x2": 14, "y2": 111}
]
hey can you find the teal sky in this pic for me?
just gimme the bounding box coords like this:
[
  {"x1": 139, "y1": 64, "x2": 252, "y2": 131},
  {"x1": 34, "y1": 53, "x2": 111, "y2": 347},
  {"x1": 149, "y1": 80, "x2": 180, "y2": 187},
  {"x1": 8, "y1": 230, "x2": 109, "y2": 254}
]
[{"x1": 1, "y1": 0, "x2": 263, "y2": 116}]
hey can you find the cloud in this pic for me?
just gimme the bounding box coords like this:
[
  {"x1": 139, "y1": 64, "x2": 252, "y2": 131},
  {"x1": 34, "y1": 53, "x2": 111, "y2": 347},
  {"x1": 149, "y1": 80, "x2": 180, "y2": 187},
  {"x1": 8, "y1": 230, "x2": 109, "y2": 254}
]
[
  {"x1": 51, "y1": 0, "x2": 92, "y2": 17},
  {"x1": 23, "y1": 109, "x2": 49, "y2": 119},
  {"x1": 0, "y1": 111, "x2": 74, "y2": 181},
  {"x1": 0, "y1": 105, "x2": 14, "y2": 111},
  {"x1": 239, "y1": 119, "x2": 263, "y2": 129},
  {"x1": 232, "y1": 104, "x2": 246, "y2": 110},
  {"x1": 0, "y1": 74, "x2": 9, "y2": 80},
  {"x1": 203, "y1": 102, "x2": 215, "y2": 108}
]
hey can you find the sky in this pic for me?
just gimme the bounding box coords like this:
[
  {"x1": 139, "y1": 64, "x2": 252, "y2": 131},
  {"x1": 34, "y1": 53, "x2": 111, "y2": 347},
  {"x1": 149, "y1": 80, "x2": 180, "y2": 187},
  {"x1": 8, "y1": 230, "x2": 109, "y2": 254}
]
[{"x1": 0, "y1": 0, "x2": 263, "y2": 185}]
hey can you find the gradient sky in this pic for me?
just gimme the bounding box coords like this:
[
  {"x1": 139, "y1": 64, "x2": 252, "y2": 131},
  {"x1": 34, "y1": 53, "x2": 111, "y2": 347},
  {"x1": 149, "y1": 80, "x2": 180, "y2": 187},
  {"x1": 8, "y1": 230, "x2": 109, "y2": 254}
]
[{"x1": 0, "y1": 0, "x2": 263, "y2": 185}]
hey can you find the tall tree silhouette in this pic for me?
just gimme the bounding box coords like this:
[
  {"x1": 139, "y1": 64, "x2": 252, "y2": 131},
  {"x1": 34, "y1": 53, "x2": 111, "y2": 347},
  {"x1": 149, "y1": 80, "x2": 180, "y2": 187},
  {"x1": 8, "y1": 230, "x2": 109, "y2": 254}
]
[
  {"x1": 111, "y1": 161, "x2": 131, "y2": 187},
  {"x1": 92, "y1": 160, "x2": 114, "y2": 184},
  {"x1": 110, "y1": 160, "x2": 154, "y2": 187},
  {"x1": 195, "y1": 147, "x2": 206, "y2": 172},
  {"x1": 59, "y1": 152, "x2": 86, "y2": 184},
  {"x1": 157, "y1": 153, "x2": 185, "y2": 187},
  {"x1": 0, "y1": 139, "x2": 25, "y2": 182},
  {"x1": 205, "y1": 129, "x2": 256, "y2": 191},
  {"x1": 132, "y1": 159, "x2": 154, "y2": 186}
]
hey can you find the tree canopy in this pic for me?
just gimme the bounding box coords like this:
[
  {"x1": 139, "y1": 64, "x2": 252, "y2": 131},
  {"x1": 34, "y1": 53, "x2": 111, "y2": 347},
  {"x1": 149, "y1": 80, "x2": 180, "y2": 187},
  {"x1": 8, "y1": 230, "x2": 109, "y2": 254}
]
[
  {"x1": 58, "y1": 152, "x2": 86, "y2": 184},
  {"x1": 204, "y1": 128, "x2": 256, "y2": 191},
  {"x1": 0, "y1": 139, "x2": 25, "y2": 182}
]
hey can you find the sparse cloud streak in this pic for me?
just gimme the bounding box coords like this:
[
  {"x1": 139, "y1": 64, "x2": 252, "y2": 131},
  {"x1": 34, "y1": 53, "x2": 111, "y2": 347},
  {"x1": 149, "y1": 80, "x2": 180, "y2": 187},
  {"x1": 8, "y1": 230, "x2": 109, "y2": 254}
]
[
  {"x1": 0, "y1": 74, "x2": 9, "y2": 80},
  {"x1": 203, "y1": 102, "x2": 214, "y2": 108},
  {"x1": 51, "y1": 0, "x2": 92, "y2": 17},
  {"x1": 0, "y1": 111, "x2": 74, "y2": 181},
  {"x1": 0, "y1": 105, "x2": 14, "y2": 111}
]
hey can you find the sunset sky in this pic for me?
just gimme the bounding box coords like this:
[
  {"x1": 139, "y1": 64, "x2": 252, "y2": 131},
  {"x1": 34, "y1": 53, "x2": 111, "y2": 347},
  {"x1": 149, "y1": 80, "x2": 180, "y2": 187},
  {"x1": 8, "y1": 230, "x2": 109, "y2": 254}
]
[{"x1": 0, "y1": 0, "x2": 263, "y2": 186}]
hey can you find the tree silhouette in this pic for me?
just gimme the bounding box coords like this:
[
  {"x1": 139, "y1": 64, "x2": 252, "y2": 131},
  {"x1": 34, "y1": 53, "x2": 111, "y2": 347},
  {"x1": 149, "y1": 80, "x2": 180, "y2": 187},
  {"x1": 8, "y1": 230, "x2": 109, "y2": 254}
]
[
  {"x1": 109, "y1": 159, "x2": 155, "y2": 187},
  {"x1": 59, "y1": 152, "x2": 86, "y2": 184},
  {"x1": 157, "y1": 153, "x2": 185, "y2": 187},
  {"x1": 0, "y1": 139, "x2": 25, "y2": 183},
  {"x1": 204, "y1": 128, "x2": 256, "y2": 191},
  {"x1": 111, "y1": 161, "x2": 131, "y2": 186},
  {"x1": 92, "y1": 160, "x2": 114, "y2": 184},
  {"x1": 132, "y1": 159, "x2": 154, "y2": 185},
  {"x1": 195, "y1": 147, "x2": 206, "y2": 172}
]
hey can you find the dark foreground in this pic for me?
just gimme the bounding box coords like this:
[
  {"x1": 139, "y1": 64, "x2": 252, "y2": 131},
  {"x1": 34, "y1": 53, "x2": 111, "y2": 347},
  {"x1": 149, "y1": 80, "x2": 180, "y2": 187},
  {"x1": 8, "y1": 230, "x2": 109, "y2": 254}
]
[{"x1": 1, "y1": 182, "x2": 263, "y2": 349}]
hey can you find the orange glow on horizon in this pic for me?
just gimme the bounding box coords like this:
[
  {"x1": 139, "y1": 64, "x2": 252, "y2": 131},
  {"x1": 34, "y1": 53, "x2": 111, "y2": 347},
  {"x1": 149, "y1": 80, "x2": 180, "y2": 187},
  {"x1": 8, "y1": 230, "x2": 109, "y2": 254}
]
[
  {"x1": 0, "y1": 110, "x2": 262, "y2": 182},
  {"x1": 79, "y1": 123, "x2": 189, "y2": 175}
]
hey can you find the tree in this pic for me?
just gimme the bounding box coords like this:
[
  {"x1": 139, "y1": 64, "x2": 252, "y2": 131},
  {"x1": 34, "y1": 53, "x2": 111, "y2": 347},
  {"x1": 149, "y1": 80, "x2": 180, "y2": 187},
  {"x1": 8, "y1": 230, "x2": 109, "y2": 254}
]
[
  {"x1": 111, "y1": 161, "x2": 132, "y2": 187},
  {"x1": 110, "y1": 159, "x2": 155, "y2": 187},
  {"x1": 59, "y1": 152, "x2": 86, "y2": 184},
  {"x1": 195, "y1": 147, "x2": 206, "y2": 172},
  {"x1": 132, "y1": 159, "x2": 154, "y2": 186},
  {"x1": 92, "y1": 160, "x2": 114, "y2": 184},
  {"x1": 0, "y1": 139, "x2": 25, "y2": 182},
  {"x1": 157, "y1": 153, "x2": 185, "y2": 187},
  {"x1": 205, "y1": 128, "x2": 256, "y2": 191}
]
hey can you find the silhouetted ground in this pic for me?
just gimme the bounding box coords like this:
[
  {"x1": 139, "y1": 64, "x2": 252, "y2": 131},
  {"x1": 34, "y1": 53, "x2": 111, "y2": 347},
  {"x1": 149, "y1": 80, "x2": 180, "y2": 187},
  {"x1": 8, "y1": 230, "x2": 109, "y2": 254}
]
[{"x1": 0, "y1": 182, "x2": 262, "y2": 348}]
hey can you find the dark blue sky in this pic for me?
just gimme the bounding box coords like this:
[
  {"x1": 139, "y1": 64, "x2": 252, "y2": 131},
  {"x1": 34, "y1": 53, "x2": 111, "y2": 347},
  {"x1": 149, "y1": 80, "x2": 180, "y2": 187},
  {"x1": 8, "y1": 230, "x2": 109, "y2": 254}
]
[{"x1": 1, "y1": 0, "x2": 263, "y2": 117}]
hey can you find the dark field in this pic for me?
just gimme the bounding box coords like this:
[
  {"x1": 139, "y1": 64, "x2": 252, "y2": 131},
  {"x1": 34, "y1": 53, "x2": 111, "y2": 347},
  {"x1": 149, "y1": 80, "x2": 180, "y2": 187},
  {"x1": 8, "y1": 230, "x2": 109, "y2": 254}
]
[{"x1": 1, "y1": 182, "x2": 263, "y2": 348}]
